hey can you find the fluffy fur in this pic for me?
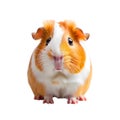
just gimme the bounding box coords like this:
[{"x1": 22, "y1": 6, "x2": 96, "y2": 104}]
[{"x1": 27, "y1": 20, "x2": 92, "y2": 104}]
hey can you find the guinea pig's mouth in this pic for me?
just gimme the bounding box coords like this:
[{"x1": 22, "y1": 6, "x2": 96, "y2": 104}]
[{"x1": 53, "y1": 56, "x2": 63, "y2": 70}]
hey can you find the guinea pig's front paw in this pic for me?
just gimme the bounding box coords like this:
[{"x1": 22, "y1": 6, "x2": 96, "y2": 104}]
[
  {"x1": 43, "y1": 96, "x2": 54, "y2": 104},
  {"x1": 76, "y1": 95, "x2": 87, "y2": 101},
  {"x1": 67, "y1": 97, "x2": 78, "y2": 104}
]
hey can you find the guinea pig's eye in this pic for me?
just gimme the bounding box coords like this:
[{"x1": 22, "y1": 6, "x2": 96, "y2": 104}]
[
  {"x1": 46, "y1": 37, "x2": 51, "y2": 46},
  {"x1": 68, "y1": 37, "x2": 73, "y2": 46}
]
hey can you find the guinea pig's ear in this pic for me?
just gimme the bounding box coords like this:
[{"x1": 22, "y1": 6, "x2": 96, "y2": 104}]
[
  {"x1": 76, "y1": 28, "x2": 90, "y2": 41},
  {"x1": 32, "y1": 27, "x2": 45, "y2": 40}
]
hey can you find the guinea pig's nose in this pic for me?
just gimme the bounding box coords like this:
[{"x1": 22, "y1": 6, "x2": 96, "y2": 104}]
[
  {"x1": 53, "y1": 56, "x2": 63, "y2": 61},
  {"x1": 53, "y1": 56, "x2": 63, "y2": 70}
]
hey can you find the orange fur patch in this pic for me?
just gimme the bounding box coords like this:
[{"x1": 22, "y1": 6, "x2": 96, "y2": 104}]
[
  {"x1": 74, "y1": 64, "x2": 92, "y2": 97},
  {"x1": 60, "y1": 21, "x2": 86, "y2": 73},
  {"x1": 59, "y1": 20, "x2": 87, "y2": 40},
  {"x1": 47, "y1": 49, "x2": 53, "y2": 59},
  {"x1": 61, "y1": 39, "x2": 86, "y2": 73},
  {"x1": 27, "y1": 58, "x2": 46, "y2": 97},
  {"x1": 43, "y1": 20, "x2": 55, "y2": 37},
  {"x1": 34, "y1": 45, "x2": 44, "y2": 71}
]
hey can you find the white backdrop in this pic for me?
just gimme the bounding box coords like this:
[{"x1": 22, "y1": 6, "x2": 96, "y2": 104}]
[{"x1": 0, "y1": 0, "x2": 120, "y2": 119}]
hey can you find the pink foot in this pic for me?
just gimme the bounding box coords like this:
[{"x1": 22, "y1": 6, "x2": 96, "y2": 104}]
[
  {"x1": 34, "y1": 95, "x2": 44, "y2": 100},
  {"x1": 67, "y1": 97, "x2": 78, "y2": 104},
  {"x1": 43, "y1": 96, "x2": 54, "y2": 104},
  {"x1": 77, "y1": 96, "x2": 87, "y2": 101}
]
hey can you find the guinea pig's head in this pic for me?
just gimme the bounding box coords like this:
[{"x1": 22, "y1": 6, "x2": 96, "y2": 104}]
[{"x1": 32, "y1": 20, "x2": 90, "y2": 74}]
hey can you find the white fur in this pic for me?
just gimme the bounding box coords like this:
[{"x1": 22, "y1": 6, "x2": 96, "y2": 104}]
[{"x1": 48, "y1": 22, "x2": 64, "y2": 56}]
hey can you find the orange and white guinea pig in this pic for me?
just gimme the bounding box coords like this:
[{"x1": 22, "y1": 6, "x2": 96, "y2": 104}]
[{"x1": 27, "y1": 20, "x2": 92, "y2": 104}]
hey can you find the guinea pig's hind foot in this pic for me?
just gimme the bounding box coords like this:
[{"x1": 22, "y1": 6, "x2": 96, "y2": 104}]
[
  {"x1": 43, "y1": 96, "x2": 54, "y2": 104},
  {"x1": 34, "y1": 95, "x2": 44, "y2": 100},
  {"x1": 77, "y1": 95, "x2": 87, "y2": 101},
  {"x1": 67, "y1": 97, "x2": 78, "y2": 104}
]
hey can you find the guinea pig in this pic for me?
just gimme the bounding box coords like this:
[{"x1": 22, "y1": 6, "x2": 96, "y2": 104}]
[{"x1": 27, "y1": 20, "x2": 92, "y2": 104}]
